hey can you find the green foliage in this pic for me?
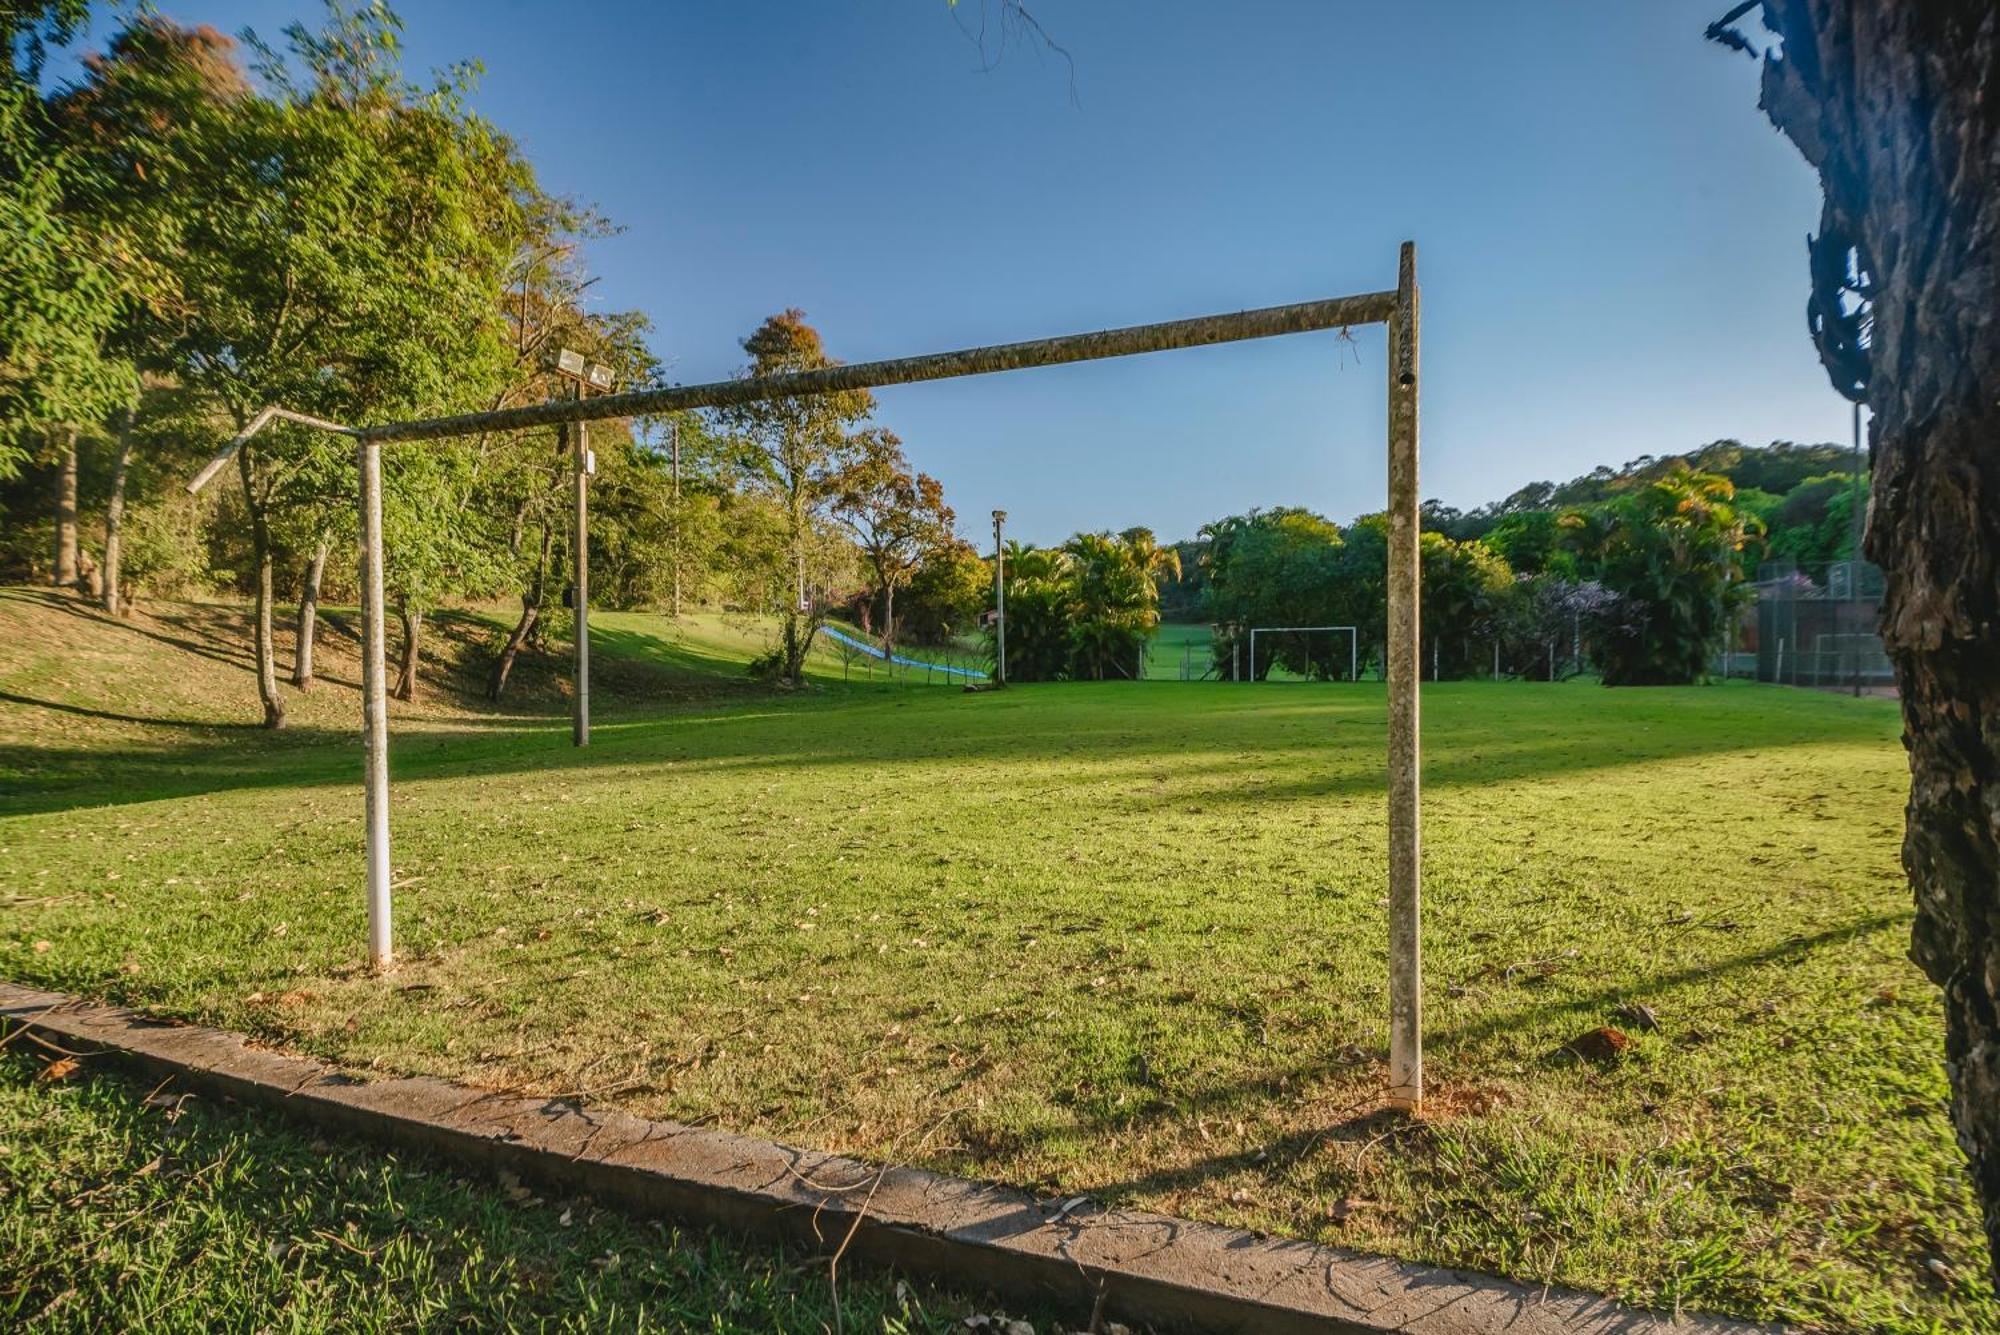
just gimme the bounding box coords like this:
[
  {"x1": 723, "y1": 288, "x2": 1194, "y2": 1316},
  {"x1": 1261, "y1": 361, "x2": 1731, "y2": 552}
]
[
  {"x1": 0, "y1": 77, "x2": 136, "y2": 476},
  {"x1": 900, "y1": 537, "x2": 988, "y2": 644},
  {"x1": 718, "y1": 310, "x2": 874, "y2": 682},
  {"x1": 1418, "y1": 531, "x2": 1517, "y2": 679},
  {"x1": 833, "y1": 428, "x2": 953, "y2": 648},
  {"x1": 984, "y1": 529, "x2": 1169, "y2": 681},
  {"x1": 1571, "y1": 465, "x2": 1753, "y2": 686},
  {"x1": 1759, "y1": 471, "x2": 1867, "y2": 567}
]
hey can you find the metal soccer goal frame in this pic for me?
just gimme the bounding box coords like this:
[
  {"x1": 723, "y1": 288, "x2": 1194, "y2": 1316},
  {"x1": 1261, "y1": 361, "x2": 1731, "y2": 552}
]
[
  {"x1": 1248, "y1": 625, "x2": 1360, "y2": 682},
  {"x1": 186, "y1": 242, "x2": 1427, "y2": 1109}
]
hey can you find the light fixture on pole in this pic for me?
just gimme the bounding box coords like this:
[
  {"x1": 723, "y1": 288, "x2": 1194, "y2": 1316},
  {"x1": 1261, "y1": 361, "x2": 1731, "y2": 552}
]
[
  {"x1": 551, "y1": 348, "x2": 615, "y2": 746},
  {"x1": 991, "y1": 510, "x2": 1007, "y2": 687}
]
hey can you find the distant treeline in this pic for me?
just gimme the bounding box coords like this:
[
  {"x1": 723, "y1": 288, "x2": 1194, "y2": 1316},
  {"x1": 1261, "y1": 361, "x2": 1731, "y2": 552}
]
[{"x1": 1002, "y1": 441, "x2": 1861, "y2": 686}]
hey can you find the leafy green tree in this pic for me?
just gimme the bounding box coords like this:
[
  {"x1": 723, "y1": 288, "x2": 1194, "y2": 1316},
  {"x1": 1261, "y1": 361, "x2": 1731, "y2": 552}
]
[
  {"x1": 1483, "y1": 509, "x2": 1578, "y2": 577},
  {"x1": 0, "y1": 3, "x2": 142, "y2": 581},
  {"x1": 834, "y1": 428, "x2": 954, "y2": 657},
  {"x1": 719, "y1": 310, "x2": 871, "y2": 684},
  {"x1": 986, "y1": 546, "x2": 1072, "y2": 682},
  {"x1": 1062, "y1": 530, "x2": 1158, "y2": 679},
  {"x1": 1572, "y1": 465, "x2": 1754, "y2": 686},
  {"x1": 1200, "y1": 507, "x2": 1346, "y2": 677},
  {"x1": 900, "y1": 537, "x2": 988, "y2": 645},
  {"x1": 73, "y1": 4, "x2": 526, "y2": 725},
  {"x1": 1418, "y1": 531, "x2": 1517, "y2": 680}
]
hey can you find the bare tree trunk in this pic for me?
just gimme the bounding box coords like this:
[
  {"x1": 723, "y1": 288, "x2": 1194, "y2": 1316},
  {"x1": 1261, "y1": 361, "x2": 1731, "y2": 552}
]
[
  {"x1": 292, "y1": 540, "x2": 327, "y2": 689},
  {"x1": 1746, "y1": 0, "x2": 2000, "y2": 1277},
  {"x1": 883, "y1": 580, "x2": 897, "y2": 659},
  {"x1": 393, "y1": 599, "x2": 422, "y2": 702},
  {"x1": 489, "y1": 524, "x2": 553, "y2": 702},
  {"x1": 237, "y1": 449, "x2": 285, "y2": 729},
  {"x1": 53, "y1": 427, "x2": 79, "y2": 589},
  {"x1": 101, "y1": 409, "x2": 134, "y2": 614}
]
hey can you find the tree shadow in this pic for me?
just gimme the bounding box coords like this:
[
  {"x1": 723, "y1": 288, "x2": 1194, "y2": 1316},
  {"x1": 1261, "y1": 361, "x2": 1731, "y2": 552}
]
[
  {"x1": 0, "y1": 690, "x2": 262, "y2": 732},
  {"x1": 1037, "y1": 911, "x2": 1909, "y2": 1206},
  {"x1": 0, "y1": 675, "x2": 1874, "y2": 820}
]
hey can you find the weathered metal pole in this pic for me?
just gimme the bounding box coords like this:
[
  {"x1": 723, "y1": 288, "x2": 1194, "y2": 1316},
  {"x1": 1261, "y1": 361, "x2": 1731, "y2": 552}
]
[
  {"x1": 573, "y1": 411, "x2": 591, "y2": 748},
  {"x1": 671, "y1": 418, "x2": 682, "y2": 617},
  {"x1": 992, "y1": 510, "x2": 1007, "y2": 686},
  {"x1": 1385, "y1": 241, "x2": 1423, "y2": 1112},
  {"x1": 1850, "y1": 399, "x2": 1863, "y2": 698},
  {"x1": 358, "y1": 436, "x2": 393, "y2": 970},
  {"x1": 363, "y1": 292, "x2": 1399, "y2": 444}
]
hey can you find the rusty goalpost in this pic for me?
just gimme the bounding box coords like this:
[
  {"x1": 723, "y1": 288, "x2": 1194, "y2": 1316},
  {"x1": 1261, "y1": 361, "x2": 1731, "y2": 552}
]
[{"x1": 187, "y1": 242, "x2": 1426, "y2": 1110}]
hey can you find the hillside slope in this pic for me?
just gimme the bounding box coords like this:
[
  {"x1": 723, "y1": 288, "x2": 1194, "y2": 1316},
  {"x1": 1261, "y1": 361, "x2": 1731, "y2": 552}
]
[{"x1": 0, "y1": 590, "x2": 899, "y2": 803}]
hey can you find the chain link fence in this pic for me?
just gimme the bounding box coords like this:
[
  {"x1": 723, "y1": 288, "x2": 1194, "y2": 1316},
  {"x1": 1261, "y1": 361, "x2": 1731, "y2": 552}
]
[{"x1": 1720, "y1": 560, "x2": 1893, "y2": 690}]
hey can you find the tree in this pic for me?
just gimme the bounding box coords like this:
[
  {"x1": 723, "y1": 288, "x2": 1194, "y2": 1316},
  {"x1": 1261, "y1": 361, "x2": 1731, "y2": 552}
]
[
  {"x1": 1418, "y1": 531, "x2": 1516, "y2": 681},
  {"x1": 1570, "y1": 466, "x2": 1752, "y2": 685},
  {"x1": 0, "y1": 5, "x2": 141, "y2": 574},
  {"x1": 1062, "y1": 530, "x2": 1158, "y2": 679},
  {"x1": 50, "y1": 20, "x2": 252, "y2": 615},
  {"x1": 901, "y1": 537, "x2": 989, "y2": 644},
  {"x1": 1711, "y1": 0, "x2": 2000, "y2": 1274},
  {"x1": 719, "y1": 310, "x2": 872, "y2": 685},
  {"x1": 1201, "y1": 507, "x2": 1347, "y2": 677},
  {"x1": 985, "y1": 544, "x2": 1071, "y2": 682},
  {"x1": 834, "y1": 428, "x2": 954, "y2": 658},
  {"x1": 83, "y1": 4, "x2": 525, "y2": 726}
]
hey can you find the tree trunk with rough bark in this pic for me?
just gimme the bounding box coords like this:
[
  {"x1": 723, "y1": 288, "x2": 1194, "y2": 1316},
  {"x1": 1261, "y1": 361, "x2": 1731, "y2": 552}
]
[
  {"x1": 394, "y1": 600, "x2": 422, "y2": 702},
  {"x1": 237, "y1": 448, "x2": 285, "y2": 730},
  {"x1": 1747, "y1": 0, "x2": 2000, "y2": 1279},
  {"x1": 293, "y1": 541, "x2": 327, "y2": 689},
  {"x1": 489, "y1": 524, "x2": 552, "y2": 702},
  {"x1": 101, "y1": 409, "x2": 134, "y2": 615},
  {"x1": 53, "y1": 427, "x2": 79, "y2": 589}
]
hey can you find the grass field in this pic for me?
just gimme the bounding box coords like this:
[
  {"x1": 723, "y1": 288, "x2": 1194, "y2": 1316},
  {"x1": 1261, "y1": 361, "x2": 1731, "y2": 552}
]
[
  {"x1": 0, "y1": 1049, "x2": 1025, "y2": 1332},
  {"x1": 2, "y1": 587, "x2": 1990, "y2": 1332}
]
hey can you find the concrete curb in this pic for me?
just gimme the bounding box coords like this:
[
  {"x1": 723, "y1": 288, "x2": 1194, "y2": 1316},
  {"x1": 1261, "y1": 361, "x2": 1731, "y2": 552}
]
[{"x1": 2, "y1": 984, "x2": 1776, "y2": 1335}]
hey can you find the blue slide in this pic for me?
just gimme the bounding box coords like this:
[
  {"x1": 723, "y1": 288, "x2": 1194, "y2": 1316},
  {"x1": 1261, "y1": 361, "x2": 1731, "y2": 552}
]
[{"x1": 815, "y1": 624, "x2": 988, "y2": 680}]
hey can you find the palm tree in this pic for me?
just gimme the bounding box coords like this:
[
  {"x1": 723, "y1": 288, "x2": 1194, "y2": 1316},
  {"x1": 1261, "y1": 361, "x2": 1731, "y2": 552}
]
[{"x1": 1119, "y1": 525, "x2": 1182, "y2": 585}]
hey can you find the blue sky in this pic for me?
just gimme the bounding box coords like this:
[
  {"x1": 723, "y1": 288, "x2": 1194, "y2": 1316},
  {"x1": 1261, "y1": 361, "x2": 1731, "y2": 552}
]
[{"x1": 60, "y1": 2, "x2": 1842, "y2": 546}]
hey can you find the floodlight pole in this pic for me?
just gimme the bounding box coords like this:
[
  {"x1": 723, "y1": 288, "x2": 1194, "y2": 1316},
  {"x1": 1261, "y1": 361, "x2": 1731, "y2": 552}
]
[
  {"x1": 1385, "y1": 242, "x2": 1422, "y2": 1111},
  {"x1": 671, "y1": 418, "x2": 683, "y2": 617},
  {"x1": 992, "y1": 510, "x2": 1007, "y2": 686},
  {"x1": 572, "y1": 399, "x2": 591, "y2": 747}
]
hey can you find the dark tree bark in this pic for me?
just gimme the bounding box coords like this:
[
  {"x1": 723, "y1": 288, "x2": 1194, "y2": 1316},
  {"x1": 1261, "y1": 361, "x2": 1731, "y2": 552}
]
[
  {"x1": 101, "y1": 408, "x2": 134, "y2": 615},
  {"x1": 1741, "y1": 0, "x2": 2000, "y2": 1278},
  {"x1": 292, "y1": 540, "x2": 327, "y2": 689},
  {"x1": 236, "y1": 447, "x2": 285, "y2": 730},
  {"x1": 52, "y1": 426, "x2": 79, "y2": 589},
  {"x1": 393, "y1": 599, "x2": 422, "y2": 702},
  {"x1": 489, "y1": 523, "x2": 553, "y2": 702}
]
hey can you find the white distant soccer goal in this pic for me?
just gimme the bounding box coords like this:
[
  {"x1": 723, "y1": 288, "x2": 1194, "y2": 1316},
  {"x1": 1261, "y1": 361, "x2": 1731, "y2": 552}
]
[{"x1": 1248, "y1": 625, "x2": 1358, "y2": 682}]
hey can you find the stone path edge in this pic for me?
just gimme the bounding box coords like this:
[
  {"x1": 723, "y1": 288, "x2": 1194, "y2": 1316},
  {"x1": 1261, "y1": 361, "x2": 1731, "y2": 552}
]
[{"x1": 1, "y1": 983, "x2": 1778, "y2": 1335}]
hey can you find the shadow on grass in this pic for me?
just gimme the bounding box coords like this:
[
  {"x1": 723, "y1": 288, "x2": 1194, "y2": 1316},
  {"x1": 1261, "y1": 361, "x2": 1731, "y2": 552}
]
[
  {"x1": 0, "y1": 690, "x2": 265, "y2": 732},
  {"x1": 2, "y1": 681, "x2": 1878, "y2": 829},
  {"x1": 1048, "y1": 910, "x2": 1910, "y2": 1206}
]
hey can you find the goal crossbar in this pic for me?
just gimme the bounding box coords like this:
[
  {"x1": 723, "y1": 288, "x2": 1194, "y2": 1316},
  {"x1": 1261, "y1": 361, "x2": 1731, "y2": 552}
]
[
  {"x1": 360, "y1": 291, "x2": 1398, "y2": 444},
  {"x1": 1248, "y1": 625, "x2": 1359, "y2": 682}
]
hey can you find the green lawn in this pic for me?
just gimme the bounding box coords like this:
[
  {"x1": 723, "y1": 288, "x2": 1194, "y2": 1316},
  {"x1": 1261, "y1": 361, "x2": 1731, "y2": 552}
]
[
  {"x1": 1, "y1": 588, "x2": 1989, "y2": 1332},
  {"x1": 0, "y1": 1049, "x2": 1023, "y2": 1332}
]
